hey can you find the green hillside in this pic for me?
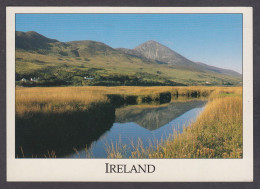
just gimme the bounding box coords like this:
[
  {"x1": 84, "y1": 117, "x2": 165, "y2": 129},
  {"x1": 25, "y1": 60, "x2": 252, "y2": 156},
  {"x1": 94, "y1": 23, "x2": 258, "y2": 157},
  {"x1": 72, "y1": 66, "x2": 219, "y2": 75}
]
[{"x1": 15, "y1": 31, "x2": 242, "y2": 87}]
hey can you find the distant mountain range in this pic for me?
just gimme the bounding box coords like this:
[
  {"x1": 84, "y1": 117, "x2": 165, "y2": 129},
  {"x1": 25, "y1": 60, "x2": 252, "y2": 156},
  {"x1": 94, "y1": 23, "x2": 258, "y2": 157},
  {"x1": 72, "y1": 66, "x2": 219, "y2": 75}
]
[{"x1": 15, "y1": 31, "x2": 242, "y2": 86}]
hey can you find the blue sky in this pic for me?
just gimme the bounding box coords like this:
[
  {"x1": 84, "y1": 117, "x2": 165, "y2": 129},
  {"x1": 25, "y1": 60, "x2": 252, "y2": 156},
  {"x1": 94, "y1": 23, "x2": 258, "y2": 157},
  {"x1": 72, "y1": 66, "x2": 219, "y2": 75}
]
[{"x1": 16, "y1": 14, "x2": 242, "y2": 73}]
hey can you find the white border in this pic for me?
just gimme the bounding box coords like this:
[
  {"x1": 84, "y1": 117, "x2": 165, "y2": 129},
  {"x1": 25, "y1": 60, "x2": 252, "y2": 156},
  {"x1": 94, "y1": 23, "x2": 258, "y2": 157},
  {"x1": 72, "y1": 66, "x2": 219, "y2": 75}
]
[{"x1": 6, "y1": 7, "x2": 253, "y2": 182}]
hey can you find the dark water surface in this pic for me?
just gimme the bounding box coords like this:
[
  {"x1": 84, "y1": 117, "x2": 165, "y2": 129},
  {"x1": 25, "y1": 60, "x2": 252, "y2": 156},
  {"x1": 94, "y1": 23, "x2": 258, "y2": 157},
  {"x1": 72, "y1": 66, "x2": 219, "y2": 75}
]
[{"x1": 67, "y1": 100, "x2": 207, "y2": 158}]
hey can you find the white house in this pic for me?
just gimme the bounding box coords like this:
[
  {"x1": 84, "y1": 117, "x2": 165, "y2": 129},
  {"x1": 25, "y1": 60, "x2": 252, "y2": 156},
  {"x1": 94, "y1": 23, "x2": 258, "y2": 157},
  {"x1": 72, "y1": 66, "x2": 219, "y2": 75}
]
[
  {"x1": 84, "y1": 76, "x2": 94, "y2": 80},
  {"x1": 30, "y1": 77, "x2": 39, "y2": 82}
]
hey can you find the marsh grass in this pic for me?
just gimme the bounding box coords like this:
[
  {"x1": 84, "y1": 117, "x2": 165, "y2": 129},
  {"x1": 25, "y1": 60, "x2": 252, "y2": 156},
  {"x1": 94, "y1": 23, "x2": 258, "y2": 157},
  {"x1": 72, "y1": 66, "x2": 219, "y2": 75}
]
[
  {"x1": 16, "y1": 86, "x2": 238, "y2": 115},
  {"x1": 15, "y1": 86, "x2": 242, "y2": 158},
  {"x1": 16, "y1": 86, "x2": 216, "y2": 115},
  {"x1": 16, "y1": 87, "x2": 109, "y2": 115}
]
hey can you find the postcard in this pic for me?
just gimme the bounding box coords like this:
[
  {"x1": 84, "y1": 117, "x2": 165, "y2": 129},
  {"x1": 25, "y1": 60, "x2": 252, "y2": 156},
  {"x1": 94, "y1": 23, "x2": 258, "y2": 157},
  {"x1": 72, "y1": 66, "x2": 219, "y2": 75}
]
[{"x1": 6, "y1": 7, "x2": 253, "y2": 182}]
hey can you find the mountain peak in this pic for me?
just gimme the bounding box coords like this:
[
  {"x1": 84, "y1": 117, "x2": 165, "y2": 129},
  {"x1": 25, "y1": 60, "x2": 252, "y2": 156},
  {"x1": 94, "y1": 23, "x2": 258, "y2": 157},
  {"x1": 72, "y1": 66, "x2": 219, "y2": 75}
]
[
  {"x1": 138, "y1": 40, "x2": 165, "y2": 47},
  {"x1": 26, "y1": 31, "x2": 41, "y2": 35},
  {"x1": 134, "y1": 40, "x2": 193, "y2": 66},
  {"x1": 144, "y1": 40, "x2": 159, "y2": 43}
]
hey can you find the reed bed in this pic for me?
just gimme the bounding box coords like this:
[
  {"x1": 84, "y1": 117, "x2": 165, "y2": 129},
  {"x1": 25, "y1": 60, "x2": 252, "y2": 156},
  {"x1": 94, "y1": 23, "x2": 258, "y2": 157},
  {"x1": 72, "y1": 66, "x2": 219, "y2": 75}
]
[
  {"x1": 16, "y1": 86, "x2": 241, "y2": 115},
  {"x1": 16, "y1": 87, "x2": 109, "y2": 115}
]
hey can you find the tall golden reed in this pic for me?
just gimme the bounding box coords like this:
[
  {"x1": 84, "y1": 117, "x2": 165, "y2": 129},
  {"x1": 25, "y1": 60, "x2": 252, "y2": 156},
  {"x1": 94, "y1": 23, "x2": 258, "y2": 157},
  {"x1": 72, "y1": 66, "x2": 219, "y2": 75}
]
[{"x1": 16, "y1": 86, "x2": 241, "y2": 115}]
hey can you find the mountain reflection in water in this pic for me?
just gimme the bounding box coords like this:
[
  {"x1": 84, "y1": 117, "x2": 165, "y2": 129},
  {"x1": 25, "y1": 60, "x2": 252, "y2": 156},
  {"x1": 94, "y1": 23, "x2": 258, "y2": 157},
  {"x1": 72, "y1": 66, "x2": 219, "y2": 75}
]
[
  {"x1": 115, "y1": 100, "x2": 207, "y2": 131},
  {"x1": 69, "y1": 100, "x2": 207, "y2": 158}
]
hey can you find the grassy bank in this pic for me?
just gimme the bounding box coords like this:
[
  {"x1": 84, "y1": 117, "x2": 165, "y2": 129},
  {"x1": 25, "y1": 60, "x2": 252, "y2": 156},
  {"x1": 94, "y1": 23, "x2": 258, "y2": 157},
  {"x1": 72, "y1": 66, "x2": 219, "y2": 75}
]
[
  {"x1": 107, "y1": 87, "x2": 242, "y2": 158},
  {"x1": 16, "y1": 87, "x2": 114, "y2": 157}
]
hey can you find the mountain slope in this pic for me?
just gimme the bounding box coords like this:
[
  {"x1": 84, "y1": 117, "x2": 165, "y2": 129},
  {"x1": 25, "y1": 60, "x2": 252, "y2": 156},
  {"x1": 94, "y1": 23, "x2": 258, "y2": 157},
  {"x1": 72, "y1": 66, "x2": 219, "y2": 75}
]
[
  {"x1": 16, "y1": 31, "x2": 59, "y2": 50},
  {"x1": 194, "y1": 62, "x2": 241, "y2": 77},
  {"x1": 116, "y1": 48, "x2": 146, "y2": 59},
  {"x1": 15, "y1": 31, "x2": 242, "y2": 87},
  {"x1": 68, "y1": 40, "x2": 117, "y2": 56},
  {"x1": 134, "y1": 40, "x2": 241, "y2": 76}
]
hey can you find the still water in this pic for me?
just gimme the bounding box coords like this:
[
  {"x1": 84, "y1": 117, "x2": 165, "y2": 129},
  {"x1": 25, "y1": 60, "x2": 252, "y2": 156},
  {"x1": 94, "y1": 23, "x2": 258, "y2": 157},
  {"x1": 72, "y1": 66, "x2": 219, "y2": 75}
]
[{"x1": 67, "y1": 100, "x2": 207, "y2": 158}]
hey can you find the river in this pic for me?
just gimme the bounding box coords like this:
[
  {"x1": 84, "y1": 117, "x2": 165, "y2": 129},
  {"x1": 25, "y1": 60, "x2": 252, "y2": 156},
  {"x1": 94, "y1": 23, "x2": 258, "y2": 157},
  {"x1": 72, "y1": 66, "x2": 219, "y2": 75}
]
[{"x1": 67, "y1": 100, "x2": 207, "y2": 158}]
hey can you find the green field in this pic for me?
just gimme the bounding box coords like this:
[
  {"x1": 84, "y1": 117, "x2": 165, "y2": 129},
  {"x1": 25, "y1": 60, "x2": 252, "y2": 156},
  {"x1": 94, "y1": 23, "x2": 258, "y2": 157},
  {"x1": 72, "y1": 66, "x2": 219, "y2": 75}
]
[{"x1": 15, "y1": 49, "x2": 241, "y2": 87}]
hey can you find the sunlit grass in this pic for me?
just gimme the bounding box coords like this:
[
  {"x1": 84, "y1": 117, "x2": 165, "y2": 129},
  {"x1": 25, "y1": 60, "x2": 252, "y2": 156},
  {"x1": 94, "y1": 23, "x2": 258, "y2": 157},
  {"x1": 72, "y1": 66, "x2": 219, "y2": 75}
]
[
  {"x1": 16, "y1": 85, "x2": 241, "y2": 117},
  {"x1": 16, "y1": 87, "x2": 109, "y2": 115},
  {"x1": 16, "y1": 86, "x2": 241, "y2": 115}
]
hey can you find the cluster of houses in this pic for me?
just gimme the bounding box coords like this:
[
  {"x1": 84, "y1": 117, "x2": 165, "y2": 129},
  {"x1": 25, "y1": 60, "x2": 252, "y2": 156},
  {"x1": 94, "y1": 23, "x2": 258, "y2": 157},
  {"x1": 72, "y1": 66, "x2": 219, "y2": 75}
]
[
  {"x1": 20, "y1": 77, "x2": 39, "y2": 82},
  {"x1": 20, "y1": 76, "x2": 94, "y2": 82}
]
